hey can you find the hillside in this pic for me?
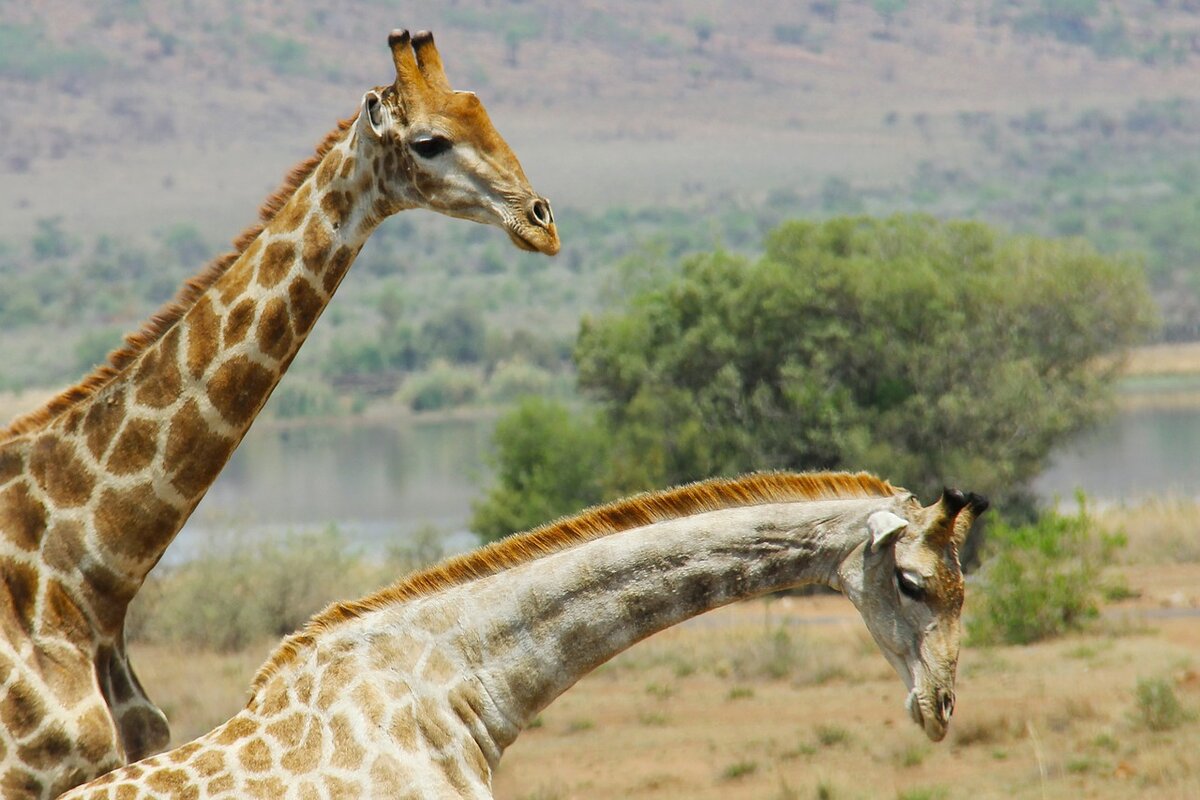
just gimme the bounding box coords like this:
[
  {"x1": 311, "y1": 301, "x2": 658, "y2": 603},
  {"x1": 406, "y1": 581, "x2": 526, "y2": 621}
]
[{"x1": 2, "y1": 0, "x2": 1200, "y2": 397}]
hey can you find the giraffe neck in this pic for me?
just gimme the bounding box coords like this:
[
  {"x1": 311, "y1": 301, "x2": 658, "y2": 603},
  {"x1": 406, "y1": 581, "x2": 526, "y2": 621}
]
[
  {"x1": 0, "y1": 125, "x2": 394, "y2": 606},
  {"x1": 366, "y1": 497, "x2": 893, "y2": 759}
]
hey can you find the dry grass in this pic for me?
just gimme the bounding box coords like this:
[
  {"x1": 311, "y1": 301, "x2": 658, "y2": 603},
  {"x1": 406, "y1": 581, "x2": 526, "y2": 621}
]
[
  {"x1": 1123, "y1": 343, "x2": 1200, "y2": 378},
  {"x1": 1101, "y1": 497, "x2": 1200, "y2": 565}
]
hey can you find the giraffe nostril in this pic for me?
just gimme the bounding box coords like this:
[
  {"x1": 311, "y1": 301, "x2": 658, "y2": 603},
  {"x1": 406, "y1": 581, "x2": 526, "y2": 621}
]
[
  {"x1": 937, "y1": 690, "x2": 955, "y2": 721},
  {"x1": 527, "y1": 198, "x2": 553, "y2": 228}
]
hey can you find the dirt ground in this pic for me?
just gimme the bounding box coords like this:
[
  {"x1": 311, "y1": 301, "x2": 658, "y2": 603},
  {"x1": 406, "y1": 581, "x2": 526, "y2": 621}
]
[{"x1": 131, "y1": 560, "x2": 1200, "y2": 800}]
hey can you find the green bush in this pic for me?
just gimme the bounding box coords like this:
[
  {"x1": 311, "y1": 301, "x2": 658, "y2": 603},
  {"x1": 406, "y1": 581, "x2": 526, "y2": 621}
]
[
  {"x1": 129, "y1": 526, "x2": 367, "y2": 652},
  {"x1": 470, "y1": 397, "x2": 612, "y2": 542},
  {"x1": 267, "y1": 376, "x2": 338, "y2": 419},
  {"x1": 1132, "y1": 677, "x2": 1192, "y2": 731},
  {"x1": 966, "y1": 500, "x2": 1126, "y2": 645},
  {"x1": 485, "y1": 358, "x2": 556, "y2": 403},
  {"x1": 398, "y1": 361, "x2": 483, "y2": 412}
]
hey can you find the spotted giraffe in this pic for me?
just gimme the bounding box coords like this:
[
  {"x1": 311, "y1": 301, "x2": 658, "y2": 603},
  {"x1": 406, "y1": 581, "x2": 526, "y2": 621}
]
[
  {"x1": 62, "y1": 472, "x2": 987, "y2": 799},
  {"x1": 0, "y1": 29, "x2": 558, "y2": 799}
]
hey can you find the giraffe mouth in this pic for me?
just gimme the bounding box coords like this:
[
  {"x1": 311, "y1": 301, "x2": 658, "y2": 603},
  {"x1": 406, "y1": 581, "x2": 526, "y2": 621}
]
[
  {"x1": 507, "y1": 228, "x2": 541, "y2": 253},
  {"x1": 506, "y1": 223, "x2": 559, "y2": 256}
]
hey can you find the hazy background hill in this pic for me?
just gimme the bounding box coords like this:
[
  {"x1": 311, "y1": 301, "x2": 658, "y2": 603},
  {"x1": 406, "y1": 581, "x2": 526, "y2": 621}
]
[{"x1": 3, "y1": 0, "x2": 1200, "y2": 399}]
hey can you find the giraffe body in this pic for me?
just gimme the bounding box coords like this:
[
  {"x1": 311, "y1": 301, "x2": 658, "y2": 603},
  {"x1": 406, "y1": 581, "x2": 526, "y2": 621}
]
[
  {"x1": 62, "y1": 473, "x2": 987, "y2": 799},
  {"x1": 0, "y1": 30, "x2": 558, "y2": 798}
]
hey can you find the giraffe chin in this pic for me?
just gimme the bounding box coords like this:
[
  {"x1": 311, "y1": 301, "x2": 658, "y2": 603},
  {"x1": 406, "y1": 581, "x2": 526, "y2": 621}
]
[
  {"x1": 906, "y1": 689, "x2": 949, "y2": 742},
  {"x1": 507, "y1": 225, "x2": 560, "y2": 256}
]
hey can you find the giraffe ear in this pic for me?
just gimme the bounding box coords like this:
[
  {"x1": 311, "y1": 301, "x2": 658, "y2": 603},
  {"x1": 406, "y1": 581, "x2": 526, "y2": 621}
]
[
  {"x1": 866, "y1": 511, "x2": 908, "y2": 553},
  {"x1": 361, "y1": 90, "x2": 387, "y2": 138}
]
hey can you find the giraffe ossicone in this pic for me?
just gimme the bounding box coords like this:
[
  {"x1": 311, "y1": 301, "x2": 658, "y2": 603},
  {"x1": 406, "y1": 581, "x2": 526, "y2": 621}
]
[
  {"x1": 62, "y1": 472, "x2": 988, "y2": 799},
  {"x1": 0, "y1": 28, "x2": 556, "y2": 799}
]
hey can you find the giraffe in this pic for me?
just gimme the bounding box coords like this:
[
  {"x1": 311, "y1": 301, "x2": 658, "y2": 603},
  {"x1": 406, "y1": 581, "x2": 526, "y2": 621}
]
[
  {"x1": 61, "y1": 472, "x2": 988, "y2": 799},
  {"x1": 0, "y1": 29, "x2": 558, "y2": 799}
]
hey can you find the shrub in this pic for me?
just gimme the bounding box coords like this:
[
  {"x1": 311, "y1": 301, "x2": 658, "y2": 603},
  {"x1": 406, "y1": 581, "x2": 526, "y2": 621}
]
[
  {"x1": 966, "y1": 499, "x2": 1126, "y2": 645},
  {"x1": 1132, "y1": 677, "x2": 1192, "y2": 731},
  {"x1": 129, "y1": 525, "x2": 370, "y2": 652},
  {"x1": 470, "y1": 398, "x2": 612, "y2": 542},
  {"x1": 398, "y1": 361, "x2": 483, "y2": 412},
  {"x1": 485, "y1": 358, "x2": 556, "y2": 403},
  {"x1": 267, "y1": 376, "x2": 338, "y2": 419}
]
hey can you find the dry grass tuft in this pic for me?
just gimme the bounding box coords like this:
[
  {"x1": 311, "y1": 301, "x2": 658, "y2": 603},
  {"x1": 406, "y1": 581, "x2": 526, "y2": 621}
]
[{"x1": 1102, "y1": 497, "x2": 1200, "y2": 564}]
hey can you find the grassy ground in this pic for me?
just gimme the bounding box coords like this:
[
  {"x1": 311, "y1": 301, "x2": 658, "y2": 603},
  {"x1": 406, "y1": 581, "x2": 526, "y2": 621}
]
[{"x1": 127, "y1": 504, "x2": 1200, "y2": 799}]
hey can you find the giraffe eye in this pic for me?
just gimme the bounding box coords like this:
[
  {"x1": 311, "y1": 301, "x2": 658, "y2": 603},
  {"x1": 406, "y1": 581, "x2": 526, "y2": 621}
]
[
  {"x1": 411, "y1": 135, "x2": 453, "y2": 159},
  {"x1": 896, "y1": 571, "x2": 925, "y2": 601}
]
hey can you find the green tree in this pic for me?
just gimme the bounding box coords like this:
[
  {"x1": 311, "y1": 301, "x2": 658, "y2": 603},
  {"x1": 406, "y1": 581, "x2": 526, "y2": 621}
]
[
  {"x1": 576, "y1": 215, "x2": 1155, "y2": 505},
  {"x1": 470, "y1": 397, "x2": 611, "y2": 542},
  {"x1": 420, "y1": 303, "x2": 487, "y2": 365}
]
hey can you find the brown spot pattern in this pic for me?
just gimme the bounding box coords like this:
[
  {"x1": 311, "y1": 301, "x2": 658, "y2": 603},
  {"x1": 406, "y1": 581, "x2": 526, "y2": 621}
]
[
  {"x1": 93, "y1": 483, "x2": 180, "y2": 563},
  {"x1": 42, "y1": 581, "x2": 90, "y2": 644},
  {"x1": 257, "y1": 240, "x2": 296, "y2": 289},
  {"x1": 206, "y1": 357, "x2": 275, "y2": 427},
  {"x1": 165, "y1": 400, "x2": 235, "y2": 500},
  {"x1": 192, "y1": 750, "x2": 226, "y2": 777},
  {"x1": 320, "y1": 190, "x2": 352, "y2": 227},
  {"x1": 29, "y1": 436, "x2": 95, "y2": 508},
  {"x1": 18, "y1": 723, "x2": 72, "y2": 769},
  {"x1": 223, "y1": 299, "x2": 256, "y2": 347},
  {"x1": 0, "y1": 482, "x2": 47, "y2": 550},
  {"x1": 264, "y1": 711, "x2": 306, "y2": 749},
  {"x1": 316, "y1": 151, "x2": 343, "y2": 188},
  {"x1": 256, "y1": 298, "x2": 293, "y2": 361},
  {"x1": 274, "y1": 184, "x2": 311, "y2": 233},
  {"x1": 329, "y1": 713, "x2": 365, "y2": 769},
  {"x1": 77, "y1": 705, "x2": 120, "y2": 765},
  {"x1": 133, "y1": 330, "x2": 183, "y2": 410},
  {"x1": 107, "y1": 418, "x2": 158, "y2": 475},
  {"x1": 216, "y1": 245, "x2": 256, "y2": 306},
  {"x1": 301, "y1": 218, "x2": 332, "y2": 273},
  {"x1": 42, "y1": 521, "x2": 88, "y2": 574},
  {"x1": 279, "y1": 725, "x2": 322, "y2": 774},
  {"x1": 246, "y1": 776, "x2": 287, "y2": 798},
  {"x1": 322, "y1": 246, "x2": 356, "y2": 295},
  {"x1": 145, "y1": 768, "x2": 189, "y2": 794},
  {"x1": 238, "y1": 738, "x2": 272, "y2": 772},
  {"x1": 287, "y1": 279, "x2": 324, "y2": 336},
  {"x1": 207, "y1": 775, "x2": 235, "y2": 795},
  {"x1": 215, "y1": 716, "x2": 259, "y2": 746},
  {"x1": 0, "y1": 673, "x2": 44, "y2": 737},
  {"x1": 186, "y1": 299, "x2": 220, "y2": 379},
  {"x1": 0, "y1": 448, "x2": 24, "y2": 485}
]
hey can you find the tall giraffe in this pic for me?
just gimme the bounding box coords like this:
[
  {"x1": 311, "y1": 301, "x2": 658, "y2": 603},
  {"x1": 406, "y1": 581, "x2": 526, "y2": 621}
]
[
  {"x1": 61, "y1": 472, "x2": 988, "y2": 799},
  {"x1": 0, "y1": 29, "x2": 558, "y2": 799}
]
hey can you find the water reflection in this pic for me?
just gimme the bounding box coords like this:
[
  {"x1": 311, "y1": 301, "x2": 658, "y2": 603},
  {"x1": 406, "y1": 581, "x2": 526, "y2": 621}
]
[
  {"x1": 169, "y1": 404, "x2": 1196, "y2": 563},
  {"x1": 1034, "y1": 407, "x2": 1200, "y2": 503},
  {"x1": 172, "y1": 417, "x2": 494, "y2": 561}
]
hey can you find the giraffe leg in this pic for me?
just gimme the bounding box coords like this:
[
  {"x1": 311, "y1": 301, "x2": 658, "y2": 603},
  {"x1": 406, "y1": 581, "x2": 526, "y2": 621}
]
[{"x1": 96, "y1": 638, "x2": 169, "y2": 760}]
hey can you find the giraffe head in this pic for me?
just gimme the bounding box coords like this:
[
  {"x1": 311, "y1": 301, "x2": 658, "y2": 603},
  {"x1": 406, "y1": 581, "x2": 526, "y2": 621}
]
[
  {"x1": 837, "y1": 488, "x2": 988, "y2": 742},
  {"x1": 357, "y1": 29, "x2": 559, "y2": 255}
]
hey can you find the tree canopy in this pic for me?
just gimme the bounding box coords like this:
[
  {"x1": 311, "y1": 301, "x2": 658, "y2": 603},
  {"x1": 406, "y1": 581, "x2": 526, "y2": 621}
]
[{"x1": 471, "y1": 215, "x2": 1156, "y2": 542}]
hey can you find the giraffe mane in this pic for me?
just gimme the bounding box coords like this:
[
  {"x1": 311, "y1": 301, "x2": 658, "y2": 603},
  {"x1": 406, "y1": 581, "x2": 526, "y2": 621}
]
[
  {"x1": 0, "y1": 112, "x2": 360, "y2": 442},
  {"x1": 252, "y1": 470, "x2": 900, "y2": 691}
]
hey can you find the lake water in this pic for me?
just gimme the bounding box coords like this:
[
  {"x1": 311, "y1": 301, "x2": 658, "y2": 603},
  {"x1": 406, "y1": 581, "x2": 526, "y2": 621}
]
[
  {"x1": 174, "y1": 405, "x2": 1199, "y2": 559},
  {"x1": 173, "y1": 416, "x2": 495, "y2": 561},
  {"x1": 1033, "y1": 405, "x2": 1200, "y2": 505}
]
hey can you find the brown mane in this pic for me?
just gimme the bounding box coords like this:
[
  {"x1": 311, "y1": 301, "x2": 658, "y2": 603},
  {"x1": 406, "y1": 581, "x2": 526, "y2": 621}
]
[
  {"x1": 0, "y1": 113, "x2": 359, "y2": 442},
  {"x1": 252, "y1": 470, "x2": 900, "y2": 690}
]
